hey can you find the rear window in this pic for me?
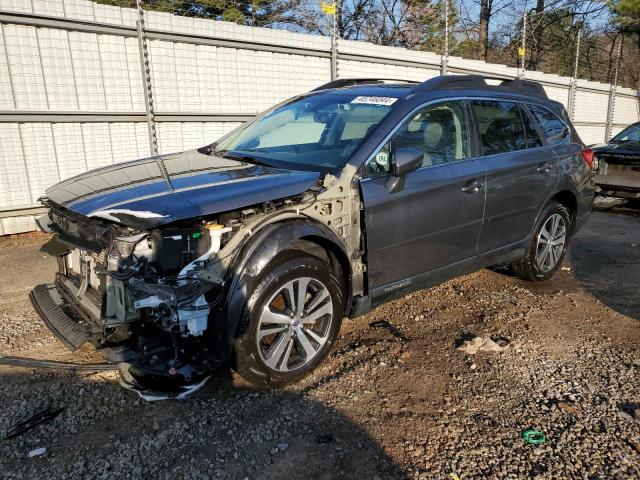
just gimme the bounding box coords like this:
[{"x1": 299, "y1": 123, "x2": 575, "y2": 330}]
[
  {"x1": 471, "y1": 100, "x2": 527, "y2": 155},
  {"x1": 527, "y1": 105, "x2": 568, "y2": 144}
]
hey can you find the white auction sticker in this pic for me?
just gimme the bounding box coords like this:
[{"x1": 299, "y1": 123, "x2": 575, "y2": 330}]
[{"x1": 350, "y1": 96, "x2": 398, "y2": 106}]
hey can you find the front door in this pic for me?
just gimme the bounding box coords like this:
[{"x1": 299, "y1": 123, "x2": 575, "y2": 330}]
[
  {"x1": 360, "y1": 100, "x2": 486, "y2": 296},
  {"x1": 471, "y1": 100, "x2": 559, "y2": 253}
]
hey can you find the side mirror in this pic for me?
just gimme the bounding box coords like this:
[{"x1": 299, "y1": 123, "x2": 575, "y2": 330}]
[
  {"x1": 386, "y1": 147, "x2": 423, "y2": 193},
  {"x1": 391, "y1": 147, "x2": 423, "y2": 176}
]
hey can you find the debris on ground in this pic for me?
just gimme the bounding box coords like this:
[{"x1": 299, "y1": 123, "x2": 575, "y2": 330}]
[
  {"x1": 522, "y1": 429, "x2": 546, "y2": 445},
  {"x1": 369, "y1": 320, "x2": 410, "y2": 341},
  {"x1": 557, "y1": 402, "x2": 579, "y2": 414},
  {"x1": 0, "y1": 356, "x2": 117, "y2": 372},
  {"x1": 27, "y1": 448, "x2": 46, "y2": 458},
  {"x1": 4, "y1": 407, "x2": 65, "y2": 440},
  {"x1": 472, "y1": 413, "x2": 498, "y2": 428},
  {"x1": 456, "y1": 335, "x2": 509, "y2": 354}
]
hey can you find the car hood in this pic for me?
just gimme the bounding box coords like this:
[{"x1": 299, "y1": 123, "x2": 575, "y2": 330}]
[
  {"x1": 44, "y1": 149, "x2": 321, "y2": 230},
  {"x1": 593, "y1": 141, "x2": 640, "y2": 158}
]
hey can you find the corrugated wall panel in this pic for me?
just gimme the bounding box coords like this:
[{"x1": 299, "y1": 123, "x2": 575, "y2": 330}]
[
  {"x1": 575, "y1": 124, "x2": 607, "y2": 146},
  {"x1": 148, "y1": 40, "x2": 180, "y2": 112},
  {"x1": 0, "y1": 123, "x2": 32, "y2": 208},
  {"x1": 51, "y1": 122, "x2": 86, "y2": 180},
  {"x1": 0, "y1": 24, "x2": 15, "y2": 108},
  {"x1": 175, "y1": 42, "x2": 201, "y2": 112},
  {"x1": 19, "y1": 123, "x2": 60, "y2": 203},
  {"x1": 32, "y1": 0, "x2": 66, "y2": 18},
  {"x1": 573, "y1": 90, "x2": 609, "y2": 124},
  {"x1": 613, "y1": 96, "x2": 640, "y2": 126},
  {"x1": 109, "y1": 122, "x2": 140, "y2": 164},
  {"x1": 38, "y1": 28, "x2": 78, "y2": 110},
  {"x1": 68, "y1": 31, "x2": 106, "y2": 110},
  {"x1": 2, "y1": 24, "x2": 48, "y2": 109},
  {"x1": 99, "y1": 34, "x2": 134, "y2": 110},
  {"x1": 82, "y1": 123, "x2": 113, "y2": 170}
]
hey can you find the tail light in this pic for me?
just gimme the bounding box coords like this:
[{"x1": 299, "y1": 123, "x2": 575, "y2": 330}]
[{"x1": 581, "y1": 148, "x2": 598, "y2": 170}]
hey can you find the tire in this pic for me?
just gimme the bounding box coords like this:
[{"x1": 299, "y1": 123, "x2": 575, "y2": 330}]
[
  {"x1": 511, "y1": 201, "x2": 572, "y2": 282},
  {"x1": 233, "y1": 252, "x2": 344, "y2": 388}
]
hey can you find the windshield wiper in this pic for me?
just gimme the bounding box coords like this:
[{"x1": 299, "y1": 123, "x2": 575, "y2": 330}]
[{"x1": 221, "y1": 151, "x2": 273, "y2": 167}]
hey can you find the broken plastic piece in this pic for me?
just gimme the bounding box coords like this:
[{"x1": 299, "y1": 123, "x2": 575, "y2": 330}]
[
  {"x1": 28, "y1": 447, "x2": 47, "y2": 458},
  {"x1": 5, "y1": 407, "x2": 65, "y2": 440},
  {"x1": 118, "y1": 363, "x2": 211, "y2": 401}
]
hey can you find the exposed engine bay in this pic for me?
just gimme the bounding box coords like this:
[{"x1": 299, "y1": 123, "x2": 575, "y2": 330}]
[{"x1": 32, "y1": 167, "x2": 364, "y2": 397}]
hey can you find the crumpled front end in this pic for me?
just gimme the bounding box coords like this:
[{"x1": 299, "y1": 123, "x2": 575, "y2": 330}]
[{"x1": 30, "y1": 200, "x2": 234, "y2": 389}]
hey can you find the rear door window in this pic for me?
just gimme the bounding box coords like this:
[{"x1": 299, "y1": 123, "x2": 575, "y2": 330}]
[
  {"x1": 471, "y1": 100, "x2": 527, "y2": 155},
  {"x1": 527, "y1": 105, "x2": 568, "y2": 145}
]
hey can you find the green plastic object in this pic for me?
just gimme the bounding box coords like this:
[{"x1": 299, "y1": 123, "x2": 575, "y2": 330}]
[{"x1": 523, "y1": 429, "x2": 546, "y2": 445}]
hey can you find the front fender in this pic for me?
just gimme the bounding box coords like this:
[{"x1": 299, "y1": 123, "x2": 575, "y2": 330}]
[{"x1": 214, "y1": 219, "x2": 350, "y2": 360}]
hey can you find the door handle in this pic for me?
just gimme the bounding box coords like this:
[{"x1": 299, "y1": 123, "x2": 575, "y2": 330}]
[
  {"x1": 461, "y1": 181, "x2": 483, "y2": 194},
  {"x1": 537, "y1": 163, "x2": 551, "y2": 174}
]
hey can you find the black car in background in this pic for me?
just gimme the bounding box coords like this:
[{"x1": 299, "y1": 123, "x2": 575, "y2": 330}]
[
  {"x1": 30, "y1": 76, "x2": 595, "y2": 395},
  {"x1": 593, "y1": 122, "x2": 640, "y2": 199}
]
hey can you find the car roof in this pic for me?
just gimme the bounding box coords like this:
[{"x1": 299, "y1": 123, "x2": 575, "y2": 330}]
[{"x1": 313, "y1": 76, "x2": 556, "y2": 106}]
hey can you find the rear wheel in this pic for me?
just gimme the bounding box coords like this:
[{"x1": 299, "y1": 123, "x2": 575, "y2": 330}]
[
  {"x1": 233, "y1": 253, "x2": 344, "y2": 387},
  {"x1": 511, "y1": 201, "x2": 572, "y2": 282}
]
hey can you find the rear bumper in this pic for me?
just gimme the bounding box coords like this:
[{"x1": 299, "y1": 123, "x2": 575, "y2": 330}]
[{"x1": 29, "y1": 283, "x2": 92, "y2": 351}]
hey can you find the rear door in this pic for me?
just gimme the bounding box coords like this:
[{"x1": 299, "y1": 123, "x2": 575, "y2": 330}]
[
  {"x1": 473, "y1": 100, "x2": 559, "y2": 254},
  {"x1": 360, "y1": 100, "x2": 486, "y2": 294}
]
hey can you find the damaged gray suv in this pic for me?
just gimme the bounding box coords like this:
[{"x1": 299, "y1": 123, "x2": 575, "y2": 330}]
[{"x1": 31, "y1": 76, "x2": 594, "y2": 394}]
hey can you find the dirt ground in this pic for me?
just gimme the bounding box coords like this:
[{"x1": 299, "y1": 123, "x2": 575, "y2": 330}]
[{"x1": 0, "y1": 202, "x2": 639, "y2": 479}]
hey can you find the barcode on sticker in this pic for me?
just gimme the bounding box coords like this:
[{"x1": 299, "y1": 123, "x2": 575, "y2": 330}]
[{"x1": 350, "y1": 96, "x2": 398, "y2": 106}]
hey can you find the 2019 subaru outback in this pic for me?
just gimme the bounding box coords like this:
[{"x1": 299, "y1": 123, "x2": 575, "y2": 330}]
[{"x1": 30, "y1": 75, "x2": 595, "y2": 395}]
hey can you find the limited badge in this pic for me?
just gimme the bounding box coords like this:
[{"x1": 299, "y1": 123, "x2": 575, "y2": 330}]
[{"x1": 350, "y1": 96, "x2": 398, "y2": 106}]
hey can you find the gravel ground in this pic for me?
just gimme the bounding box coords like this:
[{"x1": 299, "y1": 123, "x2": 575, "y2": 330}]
[{"x1": 0, "y1": 205, "x2": 638, "y2": 479}]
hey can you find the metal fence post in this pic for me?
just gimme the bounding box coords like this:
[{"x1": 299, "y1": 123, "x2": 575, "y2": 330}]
[
  {"x1": 441, "y1": 0, "x2": 449, "y2": 75},
  {"x1": 605, "y1": 37, "x2": 623, "y2": 141},
  {"x1": 330, "y1": 1, "x2": 338, "y2": 80},
  {"x1": 518, "y1": 10, "x2": 527, "y2": 79},
  {"x1": 568, "y1": 27, "x2": 581, "y2": 121},
  {"x1": 135, "y1": 0, "x2": 159, "y2": 158}
]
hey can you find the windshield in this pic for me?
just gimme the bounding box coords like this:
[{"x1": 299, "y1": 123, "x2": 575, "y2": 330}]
[
  {"x1": 214, "y1": 92, "x2": 400, "y2": 171},
  {"x1": 611, "y1": 123, "x2": 640, "y2": 143}
]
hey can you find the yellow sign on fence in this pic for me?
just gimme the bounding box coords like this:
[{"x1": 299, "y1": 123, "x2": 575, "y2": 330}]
[
  {"x1": 518, "y1": 47, "x2": 526, "y2": 57},
  {"x1": 321, "y1": 1, "x2": 336, "y2": 15}
]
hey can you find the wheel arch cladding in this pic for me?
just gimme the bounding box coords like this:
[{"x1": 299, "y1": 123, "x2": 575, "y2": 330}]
[
  {"x1": 220, "y1": 219, "x2": 352, "y2": 353},
  {"x1": 550, "y1": 190, "x2": 577, "y2": 230}
]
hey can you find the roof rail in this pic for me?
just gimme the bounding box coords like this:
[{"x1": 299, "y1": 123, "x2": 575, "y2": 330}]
[
  {"x1": 499, "y1": 79, "x2": 548, "y2": 98},
  {"x1": 415, "y1": 74, "x2": 548, "y2": 99},
  {"x1": 414, "y1": 75, "x2": 489, "y2": 92},
  {"x1": 312, "y1": 78, "x2": 418, "y2": 91}
]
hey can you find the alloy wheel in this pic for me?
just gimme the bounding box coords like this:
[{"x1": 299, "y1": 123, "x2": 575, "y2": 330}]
[
  {"x1": 535, "y1": 213, "x2": 566, "y2": 272},
  {"x1": 256, "y1": 276, "x2": 334, "y2": 372}
]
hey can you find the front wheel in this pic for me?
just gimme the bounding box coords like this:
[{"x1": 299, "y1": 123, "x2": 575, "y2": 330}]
[
  {"x1": 233, "y1": 252, "x2": 344, "y2": 387},
  {"x1": 511, "y1": 201, "x2": 572, "y2": 282}
]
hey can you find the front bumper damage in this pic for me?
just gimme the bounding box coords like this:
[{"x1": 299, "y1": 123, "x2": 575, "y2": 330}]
[
  {"x1": 29, "y1": 284, "x2": 92, "y2": 351},
  {"x1": 30, "y1": 210, "x2": 234, "y2": 396}
]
